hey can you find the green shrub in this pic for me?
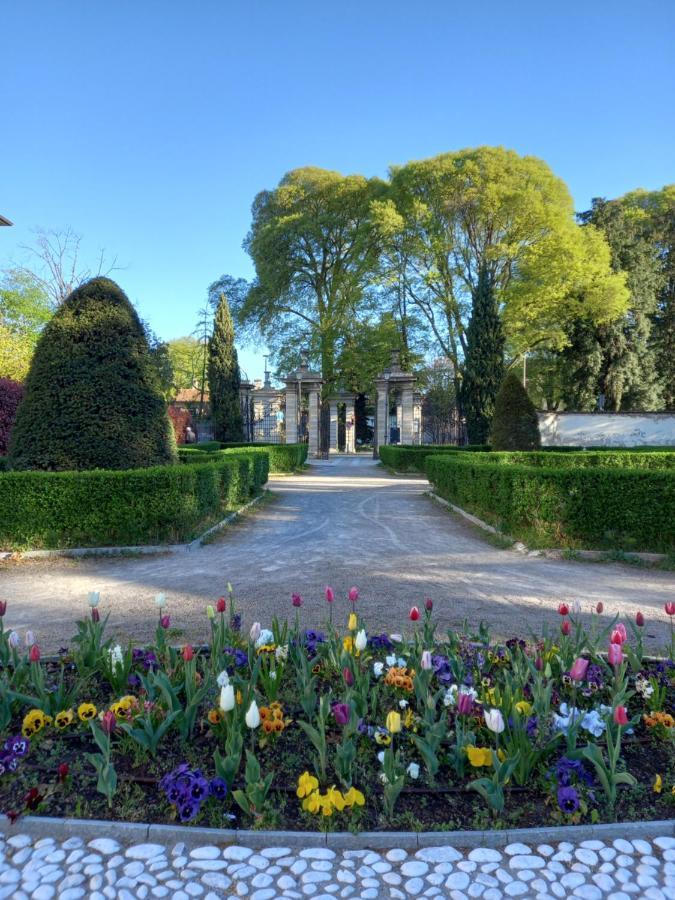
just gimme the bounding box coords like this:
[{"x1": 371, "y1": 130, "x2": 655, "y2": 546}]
[
  {"x1": 178, "y1": 442, "x2": 307, "y2": 473},
  {"x1": 490, "y1": 372, "x2": 541, "y2": 451},
  {"x1": 425, "y1": 454, "x2": 674, "y2": 552},
  {"x1": 378, "y1": 444, "x2": 490, "y2": 472},
  {"x1": 0, "y1": 454, "x2": 268, "y2": 551},
  {"x1": 9, "y1": 277, "x2": 176, "y2": 471},
  {"x1": 476, "y1": 451, "x2": 675, "y2": 470}
]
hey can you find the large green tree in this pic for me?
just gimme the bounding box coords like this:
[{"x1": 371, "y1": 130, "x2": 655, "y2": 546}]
[
  {"x1": 208, "y1": 293, "x2": 243, "y2": 442},
  {"x1": 241, "y1": 167, "x2": 386, "y2": 393},
  {"x1": 372, "y1": 147, "x2": 628, "y2": 373},
  {"x1": 0, "y1": 271, "x2": 52, "y2": 381},
  {"x1": 459, "y1": 265, "x2": 504, "y2": 443},
  {"x1": 9, "y1": 277, "x2": 176, "y2": 471}
]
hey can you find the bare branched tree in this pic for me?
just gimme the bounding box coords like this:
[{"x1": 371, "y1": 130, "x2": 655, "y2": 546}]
[{"x1": 14, "y1": 226, "x2": 121, "y2": 308}]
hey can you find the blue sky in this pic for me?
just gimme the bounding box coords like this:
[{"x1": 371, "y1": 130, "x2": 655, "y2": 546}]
[{"x1": 2, "y1": 0, "x2": 674, "y2": 380}]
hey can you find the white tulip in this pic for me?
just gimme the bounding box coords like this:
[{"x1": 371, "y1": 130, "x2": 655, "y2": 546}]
[
  {"x1": 88, "y1": 591, "x2": 100, "y2": 608},
  {"x1": 484, "y1": 707, "x2": 505, "y2": 734},
  {"x1": 25, "y1": 631, "x2": 35, "y2": 647},
  {"x1": 354, "y1": 629, "x2": 367, "y2": 652},
  {"x1": 245, "y1": 700, "x2": 260, "y2": 729},
  {"x1": 249, "y1": 622, "x2": 261, "y2": 643},
  {"x1": 219, "y1": 684, "x2": 235, "y2": 712},
  {"x1": 154, "y1": 593, "x2": 167, "y2": 609},
  {"x1": 8, "y1": 631, "x2": 19, "y2": 649}
]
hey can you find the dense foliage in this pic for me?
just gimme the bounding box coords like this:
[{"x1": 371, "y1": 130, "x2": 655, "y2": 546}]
[
  {"x1": 208, "y1": 293, "x2": 243, "y2": 442},
  {"x1": 1, "y1": 592, "x2": 673, "y2": 831},
  {"x1": 425, "y1": 453, "x2": 675, "y2": 552},
  {"x1": 490, "y1": 372, "x2": 541, "y2": 451},
  {"x1": 0, "y1": 378, "x2": 24, "y2": 456},
  {"x1": 8, "y1": 278, "x2": 177, "y2": 471},
  {"x1": 179, "y1": 442, "x2": 308, "y2": 473},
  {"x1": 0, "y1": 452, "x2": 268, "y2": 550}
]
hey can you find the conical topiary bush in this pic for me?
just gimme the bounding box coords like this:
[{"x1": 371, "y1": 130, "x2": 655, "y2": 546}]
[
  {"x1": 9, "y1": 277, "x2": 177, "y2": 470},
  {"x1": 490, "y1": 370, "x2": 541, "y2": 451}
]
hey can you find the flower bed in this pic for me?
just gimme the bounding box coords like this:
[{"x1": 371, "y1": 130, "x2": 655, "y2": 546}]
[{"x1": 1, "y1": 593, "x2": 674, "y2": 832}]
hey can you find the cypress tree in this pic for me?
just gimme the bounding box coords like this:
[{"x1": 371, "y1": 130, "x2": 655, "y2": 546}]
[
  {"x1": 460, "y1": 265, "x2": 504, "y2": 443},
  {"x1": 208, "y1": 293, "x2": 244, "y2": 442},
  {"x1": 9, "y1": 277, "x2": 177, "y2": 470},
  {"x1": 491, "y1": 371, "x2": 541, "y2": 450}
]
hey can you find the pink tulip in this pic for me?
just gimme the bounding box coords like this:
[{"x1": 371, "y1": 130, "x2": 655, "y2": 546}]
[
  {"x1": 0, "y1": 600, "x2": 6, "y2": 617},
  {"x1": 613, "y1": 705, "x2": 628, "y2": 726},
  {"x1": 424, "y1": 598, "x2": 433, "y2": 612},
  {"x1": 160, "y1": 615, "x2": 170, "y2": 629},
  {"x1": 596, "y1": 601, "x2": 604, "y2": 614},
  {"x1": 348, "y1": 587, "x2": 359, "y2": 603},
  {"x1": 342, "y1": 666, "x2": 354, "y2": 687},
  {"x1": 607, "y1": 643, "x2": 623, "y2": 667},
  {"x1": 610, "y1": 625, "x2": 627, "y2": 645},
  {"x1": 29, "y1": 645, "x2": 40, "y2": 663},
  {"x1": 332, "y1": 703, "x2": 350, "y2": 725},
  {"x1": 101, "y1": 711, "x2": 116, "y2": 735},
  {"x1": 421, "y1": 650, "x2": 432, "y2": 670},
  {"x1": 535, "y1": 656, "x2": 544, "y2": 671},
  {"x1": 665, "y1": 602, "x2": 675, "y2": 616},
  {"x1": 91, "y1": 608, "x2": 100, "y2": 623},
  {"x1": 182, "y1": 645, "x2": 194, "y2": 662},
  {"x1": 325, "y1": 586, "x2": 335, "y2": 603},
  {"x1": 569, "y1": 658, "x2": 589, "y2": 682},
  {"x1": 409, "y1": 606, "x2": 420, "y2": 622},
  {"x1": 291, "y1": 593, "x2": 303, "y2": 608}
]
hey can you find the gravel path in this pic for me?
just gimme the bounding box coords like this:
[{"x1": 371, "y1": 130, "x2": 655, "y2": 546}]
[
  {"x1": 3, "y1": 457, "x2": 674, "y2": 652},
  {"x1": 1, "y1": 830, "x2": 674, "y2": 899}
]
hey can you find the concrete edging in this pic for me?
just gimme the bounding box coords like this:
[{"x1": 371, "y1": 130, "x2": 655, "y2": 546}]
[
  {"x1": 0, "y1": 489, "x2": 269, "y2": 562},
  {"x1": 0, "y1": 815, "x2": 672, "y2": 852},
  {"x1": 426, "y1": 491, "x2": 668, "y2": 565}
]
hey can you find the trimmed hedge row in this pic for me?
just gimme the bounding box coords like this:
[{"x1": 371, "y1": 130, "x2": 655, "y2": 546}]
[
  {"x1": 425, "y1": 454, "x2": 675, "y2": 552},
  {"x1": 466, "y1": 451, "x2": 675, "y2": 470},
  {"x1": 180, "y1": 442, "x2": 308, "y2": 473},
  {"x1": 378, "y1": 444, "x2": 490, "y2": 472},
  {"x1": 0, "y1": 452, "x2": 268, "y2": 551}
]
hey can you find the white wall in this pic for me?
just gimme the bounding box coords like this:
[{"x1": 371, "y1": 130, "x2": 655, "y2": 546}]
[{"x1": 538, "y1": 413, "x2": 675, "y2": 447}]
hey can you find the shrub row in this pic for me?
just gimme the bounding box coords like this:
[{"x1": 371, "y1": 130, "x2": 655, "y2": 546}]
[
  {"x1": 0, "y1": 452, "x2": 268, "y2": 551},
  {"x1": 425, "y1": 454, "x2": 675, "y2": 552},
  {"x1": 181, "y1": 442, "x2": 308, "y2": 472},
  {"x1": 466, "y1": 450, "x2": 675, "y2": 470},
  {"x1": 378, "y1": 444, "x2": 490, "y2": 472}
]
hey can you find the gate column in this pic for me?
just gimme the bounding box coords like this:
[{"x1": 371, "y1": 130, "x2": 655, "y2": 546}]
[
  {"x1": 284, "y1": 383, "x2": 298, "y2": 443},
  {"x1": 329, "y1": 399, "x2": 339, "y2": 454},
  {"x1": 308, "y1": 388, "x2": 321, "y2": 458}
]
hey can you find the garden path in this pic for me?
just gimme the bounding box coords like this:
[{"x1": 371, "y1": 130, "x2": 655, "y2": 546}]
[{"x1": 2, "y1": 457, "x2": 674, "y2": 651}]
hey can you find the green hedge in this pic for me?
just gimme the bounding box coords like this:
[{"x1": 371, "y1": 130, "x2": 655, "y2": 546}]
[
  {"x1": 0, "y1": 454, "x2": 268, "y2": 551},
  {"x1": 466, "y1": 451, "x2": 675, "y2": 470},
  {"x1": 425, "y1": 454, "x2": 675, "y2": 552},
  {"x1": 378, "y1": 444, "x2": 490, "y2": 472},
  {"x1": 179, "y1": 442, "x2": 307, "y2": 473}
]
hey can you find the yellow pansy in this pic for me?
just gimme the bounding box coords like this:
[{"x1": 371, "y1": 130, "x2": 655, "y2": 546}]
[
  {"x1": 653, "y1": 773, "x2": 663, "y2": 794},
  {"x1": 54, "y1": 709, "x2": 74, "y2": 729},
  {"x1": 343, "y1": 787, "x2": 365, "y2": 807},
  {"x1": 22, "y1": 709, "x2": 51, "y2": 738},
  {"x1": 77, "y1": 702, "x2": 97, "y2": 721},
  {"x1": 466, "y1": 746, "x2": 493, "y2": 767},
  {"x1": 296, "y1": 771, "x2": 319, "y2": 799},
  {"x1": 374, "y1": 731, "x2": 391, "y2": 746},
  {"x1": 515, "y1": 701, "x2": 533, "y2": 717},
  {"x1": 327, "y1": 786, "x2": 346, "y2": 812}
]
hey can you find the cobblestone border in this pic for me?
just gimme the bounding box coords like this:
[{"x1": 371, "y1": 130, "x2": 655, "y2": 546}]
[
  {"x1": 426, "y1": 491, "x2": 668, "y2": 565},
  {"x1": 1, "y1": 815, "x2": 672, "y2": 851},
  {"x1": 0, "y1": 489, "x2": 269, "y2": 562}
]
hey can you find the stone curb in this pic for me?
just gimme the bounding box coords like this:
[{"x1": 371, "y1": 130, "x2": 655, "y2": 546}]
[
  {"x1": 0, "y1": 489, "x2": 269, "y2": 561},
  {"x1": 426, "y1": 491, "x2": 668, "y2": 564},
  {"x1": 1, "y1": 815, "x2": 672, "y2": 851}
]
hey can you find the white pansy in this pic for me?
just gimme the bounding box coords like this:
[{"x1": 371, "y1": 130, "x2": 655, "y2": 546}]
[
  {"x1": 255, "y1": 628, "x2": 274, "y2": 648},
  {"x1": 399, "y1": 699, "x2": 409, "y2": 709},
  {"x1": 407, "y1": 762, "x2": 420, "y2": 779},
  {"x1": 385, "y1": 654, "x2": 397, "y2": 667},
  {"x1": 373, "y1": 661, "x2": 384, "y2": 678},
  {"x1": 216, "y1": 670, "x2": 230, "y2": 688},
  {"x1": 377, "y1": 751, "x2": 385, "y2": 765}
]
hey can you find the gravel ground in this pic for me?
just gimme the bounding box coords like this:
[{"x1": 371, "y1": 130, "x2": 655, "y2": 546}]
[
  {"x1": 2, "y1": 457, "x2": 674, "y2": 652},
  {"x1": 1, "y1": 831, "x2": 674, "y2": 899}
]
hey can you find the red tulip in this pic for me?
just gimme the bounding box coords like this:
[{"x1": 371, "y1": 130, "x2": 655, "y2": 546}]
[
  {"x1": 0, "y1": 600, "x2": 6, "y2": 617},
  {"x1": 610, "y1": 623, "x2": 627, "y2": 644},
  {"x1": 101, "y1": 711, "x2": 116, "y2": 735},
  {"x1": 558, "y1": 602, "x2": 569, "y2": 617},
  {"x1": 160, "y1": 615, "x2": 170, "y2": 629},
  {"x1": 613, "y1": 705, "x2": 629, "y2": 726},
  {"x1": 325, "y1": 586, "x2": 335, "y2": 603},
  {"x1": 342, "y1": 666, "x2": 354, "y2": 687},
  {"x1": 561, "y1": 619, "x2": 571, "y2": 636},
  {"x1": 425, "y1": 598, "x2": 433, "y2": 612},
  {"x1": 409, "y1": 606, "x2": 420, "y2": 622},
  {"x1": 596, "y1": 602, "x2": 604, "y2": 614},
  {"x1": 182, "y1": 645, "x2": 194, "y2": 662},
  {"x1": 291, "y1": 593, "x2": 303, "y2": 608},
  {"x1": 216, "y1": 597, "x2": 226, "y2": 614},
  {"x1": 607, "y1": 643, "x2": 623, "y2": 667},
  {"x1": 28, "y1": 645, "x2": 40, "y2": 663},
  {"x1": 665, "y1": 602, "x2": 675, "y2": 616},
  {"x1": 57, "y1": 763, "x2": 69, "y2": 783},
  {"x1": 635, "y1": 611, "x2": 644, "y2": 627},
  {"x1": 91, "y1": 608, "x2": 100, "y2": 623},
  {"x1": 348, "y1": 587, "x2": 359, "y2": 603},
  {"x1": 23, "y1": 787, "x2": 43, "y2": 810},
  {"x1": 569, "y1": 658, "x2": 589, "y2": 682}
]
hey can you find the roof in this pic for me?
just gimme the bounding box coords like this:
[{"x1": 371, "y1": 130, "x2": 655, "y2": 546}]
[{"x1": 0, "y1": 215, "x2": 13, "y2": 226}]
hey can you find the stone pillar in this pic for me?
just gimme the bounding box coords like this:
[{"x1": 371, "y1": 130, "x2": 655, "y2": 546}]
[
  {"x1": 375, "y1": 380, "x2": 389, "y2": 455},
  {"x1": 308, "y1": 388, "x2": 321, "y2": 458},
  {"x1": 329, "y1": 400, "x2": 339, "y2": 454},
  {"x1": 285, "y1": 386, "x2": 298, "y2": 443},
  {"x1": 400, "y1": 385, "x2": 414, "y2": 445},
  {"x1": 345, "y1": 401, "x2": 355, "y2": 453}
]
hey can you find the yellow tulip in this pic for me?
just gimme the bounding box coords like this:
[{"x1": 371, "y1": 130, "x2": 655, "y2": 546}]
[
  {"x1": 348, "y1": 613, "x2": 357, "y2": 631},
  {"x1": 386, "y1": 711, "x2": 402, "y2": 734},
  {"x1": 653, "y1": 773, "x2": 663, "y2": 794}
]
